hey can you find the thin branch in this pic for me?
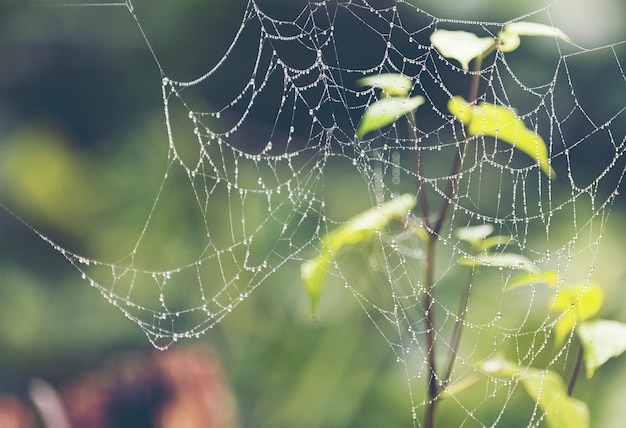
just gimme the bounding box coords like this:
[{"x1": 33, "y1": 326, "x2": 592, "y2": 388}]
[
  {"x1": 408, "y1": 112, "x2": 431, "y2": 227},
  {"x1": 567, "y1": 345, "x2": 584, "y2": 396},
  {"x1": 442, "y1": 269, "x2": 474, "y2": 386},
  {"x1": 424, "y1": 238, "x2": 438, "y2": 428},
  {"x1": 432, "y1": 55, "x2": 483, "y2": 237}
]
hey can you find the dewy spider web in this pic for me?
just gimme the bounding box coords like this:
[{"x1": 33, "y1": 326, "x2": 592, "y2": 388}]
[{"x1": 15, "y1": 0, "x2": 625, "y2": 426}]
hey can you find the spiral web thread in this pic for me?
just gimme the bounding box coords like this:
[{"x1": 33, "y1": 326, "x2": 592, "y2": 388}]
[{"x1": 24, "y1": 0, "x2": 625, "y2": 425}]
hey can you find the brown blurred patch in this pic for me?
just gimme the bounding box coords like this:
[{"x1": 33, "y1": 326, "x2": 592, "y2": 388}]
[
  {"x1": 62, "y1": 346, "x2": 239, "y2": 428},
  {"x1": 7, "y1": 346, "x2": 239, "y2": 428},
  {"x1": 0, "y1": 395, "x2": 36, "y2": 428}
]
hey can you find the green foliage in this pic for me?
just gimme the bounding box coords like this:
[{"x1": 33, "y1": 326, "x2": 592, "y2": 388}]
[
  {"x1": 551, "y1": 283, "x2": 604, "y2": 346},
  {"x1": 298, "y1": 18, "x2": 620, "y2": 428},
  {"x1": 448, "y1": 96, "x2": 556, "y2": 178},
  {"x1": 356, "y1": 73, "x2": 424, "y2": 139},
  {"x1": 356, "y1": 96, "x2": 425, "y2": 139},
  {"x1": 577, "y1": 320, "x2": 626, "y2": 378},
  {"x1": 430, "y1": 22, "x2": 570, "y2": 68},
  {"x1": 481, "y1": 358, "x2": 589, "y2": 428},
  {"x1": 301, "y1": 194, "x2": 416, "y2": 320},
  {"x1": 429, "y1": 29, "x2": 494, "y2": 71}
]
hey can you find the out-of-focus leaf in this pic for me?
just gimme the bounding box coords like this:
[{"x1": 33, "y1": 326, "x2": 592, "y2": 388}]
[
  {"x1": 459, "y1": 253, "x2": 538, "y2": 273},
  {"x1": 480, "y1": 235, "x2": 514, "y2": 251},
  {"x1": 448, "y1": 96, "x2": 556, "y2": 179},
  {"x1": 430, "y1": 29, "x2": 495, "y2": 71},
  {"x1": 455, "y1": 224, "x2": 494, "y2": 244},
  {"x1": 507, "y1": 270, "x2": 559, "y2": 290},
  {"x1": 357, "y1": 96, "x2": 425, "y2": 139},
  {"x1": 0, "y1": 127, "x2": 100, "y2": 232},
  {"x1": 357, "y1": 73, "x2": 413, "y2": 97},
  {"x1": 521, "y1": 369, "x2": 589, "y2": 428},
  {"x1": 301, "y1": 194, "x2": 416, "y2": 319},
  {"x1": 551, "y1": 283, "x2": 603, "y2": 346},
  {"x1": 577, "y1": 319, "x2": 626, "y2": 378},
  {"x1": 481, "y1": 357, "x2": 589, "y2": 428},
  {"x1": 440, "y1": 373, "x2": 481, "y2": 398}
]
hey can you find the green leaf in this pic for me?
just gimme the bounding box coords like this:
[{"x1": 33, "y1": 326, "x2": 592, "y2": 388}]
[
  {"x1": 577, "y1": 319, "x2": 626, "y2": 378},
  {"x1": 480, "y1": 235, "x2": 514, "y2": 251},
  {"x1": 521, "y1": 369, "x2": 589, "y2": 428},
  {"x1": 503, "y1": 21, "x2": 570, "y2": 42},
  {"x1": 497, "y1": 30, "x2": 521, "y2": 53},
  {"x1": 448, "y1": 96, "x2": 556, "y2": 179},
  {"x1": 440, "y1": 373, "x2": 482, "y2": 398},
  {"x1": 551, "y1": 283, "x2": 604, "y2": 346},
  {"x1": 357, "y1": 96, "x2": 425, "y2": 139},
  {"x1": 459, "y1": 253, "x2": 538, "y2": 273},
  {"x1": 481, "y1": 358, "x2": 589, "y2": 428},
  {"x1": 357, "y1": 73, "x2": 413, "y2": 97},
  {"x1": 498, "y1": 22, "x2": 570, "y2": 53},
  {"x1": 301, "y1": 194, "x2": 416, "y2": 319},
  {"x1": 455, "y1": 224, "x2": 494, "y2": 244},
  {"x1": 430, "y1": 29, "x2": 495, "y2": 71},
  {"x1": 507, "y1": 270, "x2": 559, "y2": 290}
]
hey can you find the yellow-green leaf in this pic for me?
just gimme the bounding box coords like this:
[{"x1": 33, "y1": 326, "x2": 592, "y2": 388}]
[
  {"x1": 507, "y1": 270, "x2": 559, "y2": 290},
  {"x1": 430, "y1": 29, "x2": 495, "y2": 71},
  {"x1": 480, "y1": 235, "x2": 514, "y2": 251},
  {"x1": 448, "y1": 96, "x2": 556, "y2": 179},
  {"x1": 481, "y1": 358, "x2": 589, "y2": 428},
  {"x1": 521, "y1": 369, "x2": 589, "y2": 428},
  {"x1": 503, "y1": 21, "x2": 570, "y2": 42},
  {"x1": 357, "y1": 96, "x2": 425, "y2": 139},
  {"x1": 455, "y1": 224, "x2": 494, "y2": 246},
  {"x1": 459, "y1": 253, "x2": 538, "y2": 273},
  {"x1": 551, "y1": 283, "x2": 603, "y2": 346},
  {"x1": 577, "y1": 319, "x2": 626, "y2": 378},
  {"x1": 301, "y1": 194, "x2": 416, "y2": 319},
  {"x1": 357, "y1": 73, "x2": 413, "y2": 97}
]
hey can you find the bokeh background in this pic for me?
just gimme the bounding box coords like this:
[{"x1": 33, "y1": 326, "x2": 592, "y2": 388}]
[{"x1": 1, "y1": 0, "x2": 625, "y2": 427}]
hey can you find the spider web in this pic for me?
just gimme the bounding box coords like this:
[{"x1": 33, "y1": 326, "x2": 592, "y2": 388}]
[{"x1": 6, "y1": 0, "x2": 625, "y2": 426}]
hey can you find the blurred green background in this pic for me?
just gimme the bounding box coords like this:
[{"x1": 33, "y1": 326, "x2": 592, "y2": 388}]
[{"x1": 0, "y1": 1, "x2": 625, "y2": 427}]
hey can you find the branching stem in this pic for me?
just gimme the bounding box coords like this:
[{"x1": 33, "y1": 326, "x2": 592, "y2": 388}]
[
  {"x1": 442, "y1": 269, "x2": 474, "y2": 386},
  {"x1": 422, "y1": 55, "x2": 484, "y2": 428}
]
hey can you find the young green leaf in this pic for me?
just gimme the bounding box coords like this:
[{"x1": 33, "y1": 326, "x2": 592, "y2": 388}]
[
  {"x1": 507, "y1": 270, "x2": 559, "y2": 290},
  {"x1": 577, "y1": 319, "x2": 626, "y2": 378},
  {"x1": 520, "y1": 369, "x2": 589, "y2": 428},
  {"x1": 357, "y1": 73, "x2": 413, "y2": 97},
  {"x1": 455, "y1": 224, "x2": 494, "y2": 244},
  {"x1": 459, "y1": 253, "x2": 538, "y2": 273},
  {"x1": 448, "y1": 96, "x2": 556, "y2": 179},
  {"x1": 357, "y1": 96, "x2": 425, "y2": 139},
  {"x1": 481, "y1": 358, "x2": 589, "y2": 428},
  {"x1": 498, "y1": 22, "x2": 570, "y2": 53},
  {"x1": 480, "y1": 235, "x2": 514, "y2": 251},
  {"x1": 301, "y1": 194, "x2": 416, "y2": 319},
  {"x1": 503, "y1": 21, "x2": 570, "y2": 42},
  {"x1": 430, "y1": 29, "x2": 495, "y2": 71},
  {"x1": 551, "y1": 283, "x2": 603, "y2": 346}
]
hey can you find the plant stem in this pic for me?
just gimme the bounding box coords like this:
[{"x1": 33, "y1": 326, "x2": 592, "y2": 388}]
[
  {"x1": 424, "y1": 238, "x2": 438, "y2": 428},
  {"x1": 432, "y1": 55, "x2": 482, "y2": 236},
  {"x1": 408, "y1": 112, "x2": 431, "y2": 226},
  {"x1": 442, "y1": 269, "x2": 474, "y2": 386},
  {"x1": 422, "y1": 56, "x2": 485, "y2": 428},
  {"x1": 567, "y1": 345, "x2": 584, "y2": 396}
]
